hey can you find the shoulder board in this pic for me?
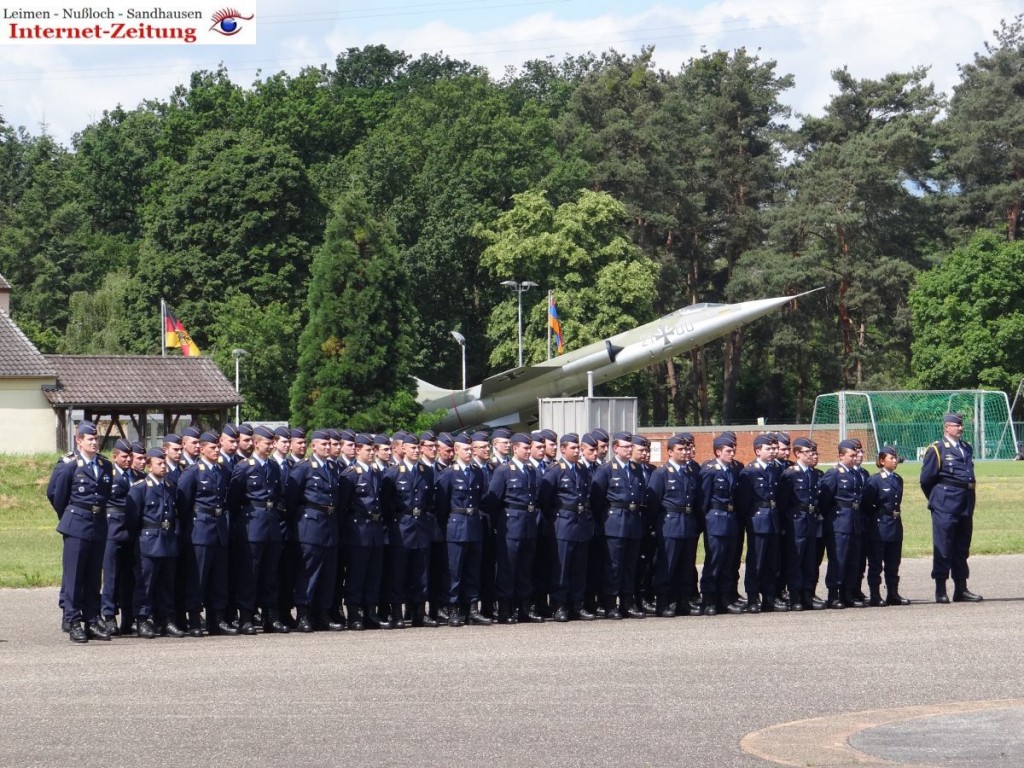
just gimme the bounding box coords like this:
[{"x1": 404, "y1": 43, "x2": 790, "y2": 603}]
[
  {"x1": 668, "y1": 466, "x2": 675, "y2": 473},
  {"x1": 248, "y1": 458, "x2": 256, "y2": 466},
  {"x1": 75, "y1": 458, "x2": 84, "y2": 466},
  {"x1": 146, "y1": 478, "x2": 155, "y2": 487},
  {"x1": 613, "y1": 462, "x2": 620, "y2": 470},
  {"x1": 198, "y1": 464, "x2": 205, "y2": 471},
  {"x1": 132, "y1": 478, "x2": 146, "y2": 486},
  {"x1": 559, "y1": 461, "x2": 567, "y2": 470},
  {"x1": 418, "y1": 465, "x2": 424, "y2": 473},
  {"x1": 784, "y1": 466, "x2": 801, "y2": 475},
  {"x1": 837, "y1": 466, "x2": 846, "y2": 473},
  {"x1": 399, "y1": 465, "x2": 407, "y2": 473},
  {"x1": 356, "y1": 467, "x2": 363, "y2": 474},
  {"x1": 98, "y1": 456, "x2": 111, "y2": 467},
  {"x1": 217, "y1": 457, "x2": 225, "y2": 464},
  {"x1": 311, "y1": 460, "x2": 320, "y2": 469}
]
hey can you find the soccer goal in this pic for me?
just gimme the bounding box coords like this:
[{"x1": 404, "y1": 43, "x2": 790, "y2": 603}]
[{"x1": 810, "y1": 390, "x2": 1018, "y2": 461}]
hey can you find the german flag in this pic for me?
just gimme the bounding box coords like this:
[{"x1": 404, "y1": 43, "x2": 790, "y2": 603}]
[
  {"x1": 163, "y1": 301, "x2": 201, "y2": 357},
  {"x1": 548, "y1": 293, "x2": 564, "y2": 355}
]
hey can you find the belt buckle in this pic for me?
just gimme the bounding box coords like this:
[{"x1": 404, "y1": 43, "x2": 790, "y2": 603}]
[
  {"x1": 726, "y1": 504, "x2": 734, "y2": 513},
  {"x1": 412, "y1": 507, "x2": 421, "y2": 516},
  {"x1": 326, "y1": 505, "x2": 334, "y2": 515},
  {"x1": 628, "y1": 503, "x2": 637, "y2": 512},
  {"x1": 577, "y1": 503, "x2": 585, "y2": 513},
  {"x1": 160, "y1": 520, "x2": 171, "y2": 530},
  {"x1": 527, "y1": 503, "x2": 535, "y2": 513}
]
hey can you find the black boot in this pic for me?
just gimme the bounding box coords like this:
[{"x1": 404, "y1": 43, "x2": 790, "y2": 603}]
[
  {"x1": 364, "y1": 606, "x2": 387, "y2": 629},
  {"x1": 467, "y1": 602, "x2": 493, "y2": 625},
  {"x1": 264, "y1": 609, "x2": 290, "y2": 634},
  {"x1": 553, "y1": 604, "x2": 570, "y2": 622},
  {"x1": 573, "y1": 603, "x2": 596, "y2": 620},
  {"x1": 68, "y1": 621, "x2": 89, "y2": 643},
  {"x1": 656, "y1": 596, "x2": 676, "y2": 618},
  {"x1": 296, "y1": 606, "x2": 315, "y2": 633},
  {"x1": 886, "y1": 579, "x2": 911, "y2": 606},
  {"x1": 953, "y1": 581, "x2": 983, "y2": 602},
  {"x1": 623, "y1": 597, "x2": 646, "y2": 619},
  {"x1": 391, "y1": 603, "x2": 407, "y2": 629},
  {"x1": 604, "y1": 596, "x2": 622, "y2": 620},
  {"x1": 935, "y1": 580, "x2": 950, "y2": 604},
  {"x1": 412, "y1": 603, "x2": 438, "y2": 628},
  {"x1": 520, "y1": 600, "x2": 544, "y2": 623},
  {"x1": 497, "y1": 599, "x2": 516, "y2": 624},
  {"x1": 843, "y1": 589, "x2": 865, "y2": 608},
  {"x1": 136, "y1": 617, "x2": 157, "y2": 639},
  {"x1": 209, "y1": 609, "x2": 238, "y2": 635},
  {"x1": 448, "y1": 603, "x2": 465, "y2": 628},
  {"x1": 347, "y1": 605, "x2": 365, "y2": 631},
  {"x1": 237, "y1": 610, "x2": 257, "y2": 635},
  {"x1": 186, "y1": 611, "x2": 204, "y2": 637},
  {"x1": 317, "y1": 610, "x2": 345, "y2": 631},
  {"x1": 869, "y1": 587, "x2": 885, "y2": 607}
]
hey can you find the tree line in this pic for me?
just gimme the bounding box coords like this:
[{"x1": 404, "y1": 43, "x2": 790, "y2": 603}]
[{"x1": 2, "y1": 18, "x2": 1024, "y2": 429}]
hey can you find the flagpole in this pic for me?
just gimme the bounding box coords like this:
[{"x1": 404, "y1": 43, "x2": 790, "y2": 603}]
[
  {"x1": 547, "y1": 290, "x2": 552, "y2": 361},
  {"x1": 160, "y1": 298, "x2": 166, "y2": 357}
]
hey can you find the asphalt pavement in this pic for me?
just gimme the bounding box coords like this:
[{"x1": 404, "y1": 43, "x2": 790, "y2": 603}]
[{"x1": 1, "y1": 554, "x2": 1022, "y2": 767}]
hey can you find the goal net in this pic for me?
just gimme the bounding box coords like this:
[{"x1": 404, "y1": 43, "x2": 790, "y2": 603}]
[{"x1": 809, "y1": 390, "x2": 1018, "y2": 461}]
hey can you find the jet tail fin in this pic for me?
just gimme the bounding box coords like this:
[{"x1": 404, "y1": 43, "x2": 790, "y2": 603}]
[{"x1": 415, "y1": 377, "x2": 459, "y2": 406}]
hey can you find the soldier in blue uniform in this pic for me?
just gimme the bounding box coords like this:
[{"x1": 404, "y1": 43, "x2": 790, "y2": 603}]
[
  {"x1": 777, "y1": 437, "x2": 824, "y2": 611},
  {"x1": 129, "y1": 448, "x2": 185, "y2": 638},
  {"x1": 861, "y1": 446, "x2": 910, "y2": 606},
  {"x1": 579, "y1": 433, "x2": 605, "y2": 617},
  {"x1": 435, "y1": 433, "x2": 490, "y2": 627},
  {"x1": 48, "y1": 421, "x2": 114, "y2": 643},
  {"x1": 424, "y1": 431, "x2": 451, "y2": 624},
  {"x1": 538, "y1": 433, "x2": 595, "y2": 622},
  {"x1": 772, "y1": 432, "x2": 793, "y2": 607},
  {"x1": 485, "y1": 432, "x2": 542, "y2": 624},
  {"x1": 381, "y1": 433, "x2": 437, "y2": 628},
  {"x1": 734, "y1": 434, "x2": 783, "y2": 613},
  {"x1": 697, "y1": 436, "x2": 742, "y2": 615},
  {"x1": 100, "y1": 438, "x2": 137, "y2": 635},
  {"x1": 227, "y1": 425, "x2": 288, "y2": 634},
  {"x1": 287, "y1": 430, "x2": 345, "y2": 632},
  {"x1": 819, "y1": 439, "x2": 866, "y2": 608},
  {"x1": 920, "y1": 412, "x2": 982, "y2": 603},
  {"x1": 342, "y1": 434, "x2": 388, "y2": 630},
  {"x1": 177, "y1": 430, "x2": 237, "y2": 636},
  {"x1": 235, "y1": 423, "x2": 254, "y2": 460},
  {"x1": 643, "y1": 434, "x2": 701, "y2": 616},
  {"x1": 589, "y1": 432, "x2": 645, "y2": 620},
  {"x1": 180, "y1": 426, "x2": 201, "y2": 468},
  {"x1": 631, "y1": 434, "x2": 658, "y2": 615}
]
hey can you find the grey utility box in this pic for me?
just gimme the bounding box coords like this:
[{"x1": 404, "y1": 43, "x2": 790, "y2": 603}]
[{"x1": 538, "y1": 397, "x2": 637, "y2": 437}]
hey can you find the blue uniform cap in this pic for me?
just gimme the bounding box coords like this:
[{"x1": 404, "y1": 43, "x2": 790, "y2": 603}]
[
  {"x1": 403, "y1": 433, "x2": 420, "y2": 445},
  {"x1": 666, "y1": 434, "x2": 685, "y2": 448},
  {"x1": 491, "y1": 428, "x2": 512, "y2": 440},
  {"x1": 145, "y1": 448, "x2": 165, "y2": 460},
  {"x1": 677, "y1": 432, "x2": 695, "y2": 444},
  {"x1": 529, "y1": 431, "x2": 545, "y2": 443},
  {"x1": 591, "y1": 428, "x2": 610, "y2": 442},
  {"x1": 540, "y1": 429, "x2": 557, "y2": 442},
  {"x1": 581, "y1": 433, "x2": 598, "y2": 447},
  {"x1": 326, "y1": 429, "x2": 341, "y2": 441},
  {"x1": 454, "y1": 433, "x2": 473, "y2": 446},
  {"x1": 470, "y1": 431, "x2": 490, "y2": 442},
  {"x1": 712, "y1": 436, "x2": 735, "y2": 450},
  {"x1": 254, "y1": 426, "x2": 275, "y2": 440},
  {"x1": 793, "y1": 437, "x2": 817, "y2": 451},
  {"x1": 418, "y1": 430, "x2": 436, "y2": 443},
  {"x1": 340, "y1": 429, "x2": 357, "y2": 442},
  {"x1": 199, "y1": 431, "x2": 219, "y2": 444},
  {"x1": 77, "y1": 421, "x2": 97, "y2": 436},
  {"x1": 631, "y1": 435, "x2": 650, "y2": 447},
  {"x1": 114, "y1": 438, "x2": 133, "y2": 453},
  {"x1": 309, "y1": 429, "x2": 330, "y2": 441},
  {"x1": 221, "y1": 424, "x2": 239, "y2": 439},
  {"x1": 437, "y1": 433, "x2": 454, "y2": 448},
  {"x1": 560, "y1": 433, "x2": 580, "y2": 445},
  {"x1": 131, "y1": 441, "x2": 146, "y2": 454},
  {"x1": 878, "y1": 445, "x2": 905, "y2": 463},
  {"x1": 944, "y1": 413, "x2": 963, "y2": 425},
  {"x1": 373, "y1": 434, "x2": 391, "y2": 446},
  {"x1": 236, "y1": 423, "x2": 254, "y2": 436},
  {"x1": 163, "y1": 434, "x2": 182, "y2": 445},
  {"x1": 775, "y1": 431, "x2": 791, "y2": 445},
  {"x1": 290, "y1": 428, "x2": 306, "y2": 439},
  {"x1": 182, "y1": 426, "x2": 201, "y2": 439},
  {"x1": 838, "y1": 439, "x2": 859, "y2": 452},
  {"x1": 722, "y1": 431, "x2": 737, "y2": 440},
  {"x1": 354, "y1": 433, "x2": 373, "y2": 446},
  {"x1": 611, "y1": 431, "x2": 631, "y2": 443},
  {"x1": 510, "y1": 433, "x2": 531, "y2": 445},
  {"x1": 273, "y1": 426, "x2": 291, "y2": 440},
  {"x1": 753, "y1": 434, "x2": 774, "y2": 448}
]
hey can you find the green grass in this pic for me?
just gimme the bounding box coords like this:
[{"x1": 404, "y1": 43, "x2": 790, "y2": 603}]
[{"x1": 1, "y1": 455, "x2": 1022, "y2": 587}]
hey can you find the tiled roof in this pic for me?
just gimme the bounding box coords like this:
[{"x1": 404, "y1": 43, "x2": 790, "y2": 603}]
[
  {"x1": 42, "y1": 355, "x2": 242, "y2": 407},
  {"x1": 0, "y1": 308, "x2": 56, "y2": 378},
  {"x1": 0, "y1": 274, "x2": 11, "y2": 290}
]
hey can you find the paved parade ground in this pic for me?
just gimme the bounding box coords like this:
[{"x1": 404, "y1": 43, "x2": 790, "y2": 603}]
[{"x1": 1, "y1": 554, "x2": 1022, "y2": 768}]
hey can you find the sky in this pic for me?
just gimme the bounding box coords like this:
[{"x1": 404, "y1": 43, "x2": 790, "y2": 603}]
[{"x1": 0, "y1": 0, "x2": 1019, "y2": 146}]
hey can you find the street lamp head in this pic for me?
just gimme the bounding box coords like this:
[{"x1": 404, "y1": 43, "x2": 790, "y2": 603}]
[
  {"x1": 522, "y1": 281, "x2": 539, "y2": 289},
  {"x1": 500, "y1": 280, "x2": 517, "y2": 288},
  {"x1": 231, "y1": 348, "x2": 249, "y2": 359},
  {"x1": 450, "y1": 330, "x2": 466, "y2": 346}
]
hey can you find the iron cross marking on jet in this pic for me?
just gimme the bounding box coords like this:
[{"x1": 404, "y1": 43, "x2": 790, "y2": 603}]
[{"x1": 652, "y1": 326, "x2": 673, "y2": 347}]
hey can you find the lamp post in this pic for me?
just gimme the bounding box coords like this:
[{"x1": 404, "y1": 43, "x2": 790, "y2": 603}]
[
  {"x1": 450, "y1": 330, "x2": 466, "y2": 389},
  {"x1": 231, "y1": 348, "x2": 249, "y2": 423},
  {"x1": 500, "y1": 279, "x2": 538, "y2": 367}
]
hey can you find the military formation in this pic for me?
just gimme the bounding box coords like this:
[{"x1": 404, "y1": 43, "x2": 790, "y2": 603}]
[{"x1": 45, "y1": 413, "x2": 982, "y2": 643}]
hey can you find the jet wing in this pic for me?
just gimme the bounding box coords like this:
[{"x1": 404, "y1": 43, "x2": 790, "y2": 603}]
[{"x1": 478, "y1": 363, "x2": 553, "y2": 398}]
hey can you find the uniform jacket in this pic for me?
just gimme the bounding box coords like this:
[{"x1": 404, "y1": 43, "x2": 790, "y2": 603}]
[
  {"x1": 589, "y1": 459, "x2": 644, "y2": 539},
  {"x1": 539, "y1": 458, "x2": 594, "y2": 542},
  {"x1": 735, "y1": 460, "x2": 780, "y2": 535},
  {"x1": 861, "y1": 469, "x2": 904, "y2": 543},
  {"x1": 129, "y1": 475, "x2": 178, "y2": 558},
  {"x1": 920, "y1": 437, "x2": 975, "y2": 516},
  {"x1": 381, "y1": 460, "x2": 434, "y2": 549},
  {"x1": 699, "y1": 460, "x2": 740, "y2": 538},
  {"x1": 776, "y1": 463, "x2": 822, "y2": 537},
  {"x1": 435, "y1": 462, "x2": 485, "y2": 544},
  {"x1": 176, "y1": 458, "x2": 230, "y2": 547},
  {"x1": 228, "y1": 456, "x2": 284, "y2": 543},
  {"x1": 819, "y1": 464, "x2": 865, "y2": 535},
  {"x1": 105, "y1": 465, "x2": 136, "y2": 542},
  {"x1": 342, "y1": 462, "x2": 385, "y2": 547},
  {"x1": 287, "y1": 456, "x2": 342, "y2": 548},
  {"x1": 48, "y1": 451, "x2": 112, "y2": 542},
  {"x1": 645, "y1": 460, "x2": 701, "y2": 539}
]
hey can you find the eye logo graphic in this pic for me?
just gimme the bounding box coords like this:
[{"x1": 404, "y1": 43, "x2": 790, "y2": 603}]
[{"x1": 209, "y1": 8, "x2": 254, "y2": 36}]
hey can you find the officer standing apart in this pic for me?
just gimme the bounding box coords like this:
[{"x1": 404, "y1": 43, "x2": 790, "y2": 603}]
[
  {"x1": 47, "y1": 421, "x2": 113, "y2": 643},
  {"x1": 920, "y1": 413, "x2": 982, "y2": 603}
]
